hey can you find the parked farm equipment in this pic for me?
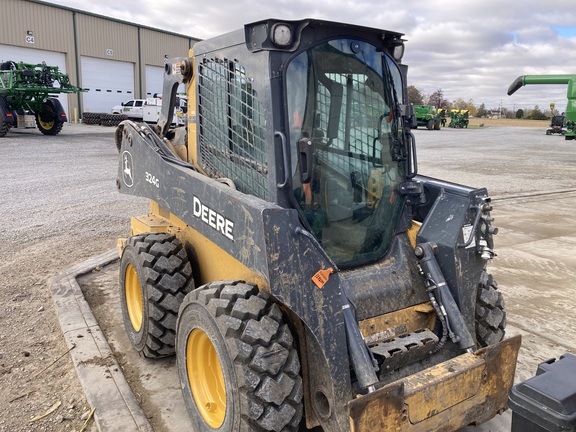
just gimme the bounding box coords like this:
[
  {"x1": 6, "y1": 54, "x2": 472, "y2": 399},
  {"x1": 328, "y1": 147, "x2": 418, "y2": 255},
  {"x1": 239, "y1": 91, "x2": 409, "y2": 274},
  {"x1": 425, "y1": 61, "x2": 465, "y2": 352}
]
[
  {"x1": 448, "y1": 109, "x2": 469, "y2": 128},
  {"x1": 546, "y1": 115, "x2": 567, "y2": 135},
  {"x1": 508, "y1": 75, "x2": 576, "y2": 140},
  {"x1": 412, "y1": 104, "x2": 441, "y2": 129},
  {"x1": 0, "y1": 60, "x2": 84, "y2": 137}
]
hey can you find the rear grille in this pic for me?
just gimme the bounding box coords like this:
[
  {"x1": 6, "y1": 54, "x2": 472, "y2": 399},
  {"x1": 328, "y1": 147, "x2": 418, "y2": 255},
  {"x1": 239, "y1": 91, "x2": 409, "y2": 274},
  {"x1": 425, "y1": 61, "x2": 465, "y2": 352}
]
[{"x1": 198, "y1": 58, "x2": 269, "y2": 200}]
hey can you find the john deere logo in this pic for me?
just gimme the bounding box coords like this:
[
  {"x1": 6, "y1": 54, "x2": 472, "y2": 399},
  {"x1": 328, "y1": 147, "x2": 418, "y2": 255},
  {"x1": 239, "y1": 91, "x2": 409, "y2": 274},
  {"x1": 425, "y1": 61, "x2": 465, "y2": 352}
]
[{"x1": 122, "y1": 151, "x2": 134, "y2": 187}]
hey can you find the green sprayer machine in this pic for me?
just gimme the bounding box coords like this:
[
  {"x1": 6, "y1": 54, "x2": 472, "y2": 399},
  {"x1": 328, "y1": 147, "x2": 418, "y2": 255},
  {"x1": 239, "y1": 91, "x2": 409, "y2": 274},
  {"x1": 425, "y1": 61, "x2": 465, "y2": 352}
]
[
  {"x1": 508, "y1": 75, "x2": 576, "y2": 140},
  {"x1": 0, "y1": 60, "x2": 84, "y2": 137}
]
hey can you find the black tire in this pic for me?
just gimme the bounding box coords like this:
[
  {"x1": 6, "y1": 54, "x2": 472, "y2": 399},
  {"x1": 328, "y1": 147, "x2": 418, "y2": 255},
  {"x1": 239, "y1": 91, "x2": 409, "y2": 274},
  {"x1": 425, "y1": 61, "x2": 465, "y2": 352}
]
[
  {"x1": 0, "y1": 120, "x2": 8, "y2": 137},
  {"x1": 101, "y1": 114, "x2": 113, "y2": 127},
  {"x1": 109, "y1": 114, "x2": 127, "y2": 127},
  {"x1": 0, "y1": 105, "x2": 9, "y2": 137},
  {"x1": 120, "y1": 232, "x2": 194, "y2": 358},
  {"x1": 434, "y1": 118, "x2": 441, "y2": 130},
  {"x1": 115, "y1": 123, "x2": 125, "y2": 152},
  {"x1": 176, "y1": 281, "x2": 303, "y2": 432},
  {"x1": 475, "y1": 271, "x2": 506, "y2": 347},
  {"x1": 82, "y1": 112, "x2": 94, "y2": 125},
  {"x1": 82, "y1": 112, "x2": 103, "y2": 125},
  {"x1": 426, "y1": 119, "x2": 434, "y2": 130},
  {"x1": 35, "y1": 99, "x2": 64, "y2": 135}
]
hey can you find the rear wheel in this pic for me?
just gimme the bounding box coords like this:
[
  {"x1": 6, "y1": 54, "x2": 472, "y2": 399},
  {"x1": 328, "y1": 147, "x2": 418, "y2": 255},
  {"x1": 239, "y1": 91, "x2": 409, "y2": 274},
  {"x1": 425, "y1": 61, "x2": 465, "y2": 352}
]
[
  {"x1": 434, "y1": 118, "x2": 441, "y2": 130},
  {"x1": 120, "y1": 232, "x2": 194, "y2": 358},
  {"x1": 176, "y1": 281, "x2": 303, "y2": 432},
  {"x1": 0, "y1": 100, "x2": 10, "y2": 137},
  {"x1": 36, "y1": 100, "x2": 63, "y2": 135},
  {"x1": 475, "y1": 271, "x2": 506, "y2": 347}
]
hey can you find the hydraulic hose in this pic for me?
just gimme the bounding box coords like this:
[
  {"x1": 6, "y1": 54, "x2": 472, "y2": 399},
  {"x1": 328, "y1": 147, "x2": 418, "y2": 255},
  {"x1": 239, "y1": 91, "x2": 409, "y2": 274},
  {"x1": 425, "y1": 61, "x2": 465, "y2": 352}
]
[{"x1": 415, "y1": 242, "x2": 475, "y2": 353}]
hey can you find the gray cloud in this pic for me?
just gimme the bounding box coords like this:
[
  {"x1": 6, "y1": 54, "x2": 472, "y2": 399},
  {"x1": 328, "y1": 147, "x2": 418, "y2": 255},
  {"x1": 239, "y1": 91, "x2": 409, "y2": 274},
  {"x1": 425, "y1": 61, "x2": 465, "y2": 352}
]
[{"x1": 46, "y1": 0, "x2": 576, "y2": 112}]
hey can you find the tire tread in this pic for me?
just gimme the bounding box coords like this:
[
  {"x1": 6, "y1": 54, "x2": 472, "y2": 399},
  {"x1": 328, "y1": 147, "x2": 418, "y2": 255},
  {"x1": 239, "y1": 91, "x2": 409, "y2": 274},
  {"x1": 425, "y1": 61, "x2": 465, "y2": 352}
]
[{"x1": 185, "y1": 281, "x2": 303, "y2": 431}]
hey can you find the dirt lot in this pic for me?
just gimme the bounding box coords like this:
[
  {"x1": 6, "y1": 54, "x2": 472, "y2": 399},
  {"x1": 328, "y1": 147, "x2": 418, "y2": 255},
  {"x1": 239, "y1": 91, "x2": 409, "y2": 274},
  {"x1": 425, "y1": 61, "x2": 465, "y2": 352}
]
[
  {"x1": 0, "y1": 123, "x2": 147, "y2": 431},
  {"x1": 1, "y1": 121, "x2": 575, "y2": 431}
]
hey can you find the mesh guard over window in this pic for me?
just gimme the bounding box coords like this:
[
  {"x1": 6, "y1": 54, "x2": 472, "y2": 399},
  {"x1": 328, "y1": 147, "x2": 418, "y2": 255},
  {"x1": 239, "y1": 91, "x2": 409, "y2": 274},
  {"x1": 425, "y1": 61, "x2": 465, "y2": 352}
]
[{"x1": 198, "y1": 58, "x2": 269, "y2": 201}]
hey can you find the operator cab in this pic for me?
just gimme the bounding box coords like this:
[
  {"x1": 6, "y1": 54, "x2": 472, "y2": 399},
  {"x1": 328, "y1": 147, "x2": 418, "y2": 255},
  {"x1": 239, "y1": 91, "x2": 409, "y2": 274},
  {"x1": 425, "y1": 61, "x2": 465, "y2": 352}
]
[
  {"x1": 280, "y1": 25, "x2": 410, "y2": 268},
  {"x1": 192, "y1": 19, "x2": 415, "y2": 268}
]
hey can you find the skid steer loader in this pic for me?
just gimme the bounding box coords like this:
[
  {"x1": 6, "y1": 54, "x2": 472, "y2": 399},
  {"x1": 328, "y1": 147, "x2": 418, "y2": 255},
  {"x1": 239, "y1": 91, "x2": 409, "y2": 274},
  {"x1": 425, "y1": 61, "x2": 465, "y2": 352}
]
[{"x1": 115, "y1": 18, "x2": 520, "y2": 431}]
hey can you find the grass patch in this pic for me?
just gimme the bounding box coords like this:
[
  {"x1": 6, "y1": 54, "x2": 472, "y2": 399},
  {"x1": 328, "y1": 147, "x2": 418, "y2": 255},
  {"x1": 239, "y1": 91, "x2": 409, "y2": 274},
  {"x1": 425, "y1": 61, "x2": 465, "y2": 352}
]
[{"x1": 467, "y1": 118, "x2": 549, "y2": 128}]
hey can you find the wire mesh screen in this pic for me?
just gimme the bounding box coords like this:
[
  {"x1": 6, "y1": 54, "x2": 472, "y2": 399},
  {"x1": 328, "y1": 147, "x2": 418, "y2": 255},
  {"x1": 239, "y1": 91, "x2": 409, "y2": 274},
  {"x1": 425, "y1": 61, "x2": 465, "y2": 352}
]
[
  {"x1": 315, "y1": 72, "x2": 385, "y2": 171},
  {"x1": 197, "y1": 58, "x2": 269, "y2": 201}
]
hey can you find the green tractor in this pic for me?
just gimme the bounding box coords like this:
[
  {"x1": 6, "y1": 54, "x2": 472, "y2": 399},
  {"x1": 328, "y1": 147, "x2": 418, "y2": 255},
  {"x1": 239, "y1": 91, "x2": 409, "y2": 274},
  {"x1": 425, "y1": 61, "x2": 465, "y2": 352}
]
[
  {"x1": 508, "y1": 75, "x2": 576, "y2": 140},
  {"x1": 0, "y1": 61, "x2": 84, "y2": 137},
  {"x1": 412, "y1": 104, "x2": 441, "y2": 129}
]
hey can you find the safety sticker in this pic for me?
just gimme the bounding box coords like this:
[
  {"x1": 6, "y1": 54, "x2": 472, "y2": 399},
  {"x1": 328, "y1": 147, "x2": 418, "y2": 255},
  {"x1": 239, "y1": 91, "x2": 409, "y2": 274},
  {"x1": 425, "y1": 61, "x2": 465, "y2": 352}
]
[{"x1": 312, "y1": 268, "x2": 334, "y2": 289}]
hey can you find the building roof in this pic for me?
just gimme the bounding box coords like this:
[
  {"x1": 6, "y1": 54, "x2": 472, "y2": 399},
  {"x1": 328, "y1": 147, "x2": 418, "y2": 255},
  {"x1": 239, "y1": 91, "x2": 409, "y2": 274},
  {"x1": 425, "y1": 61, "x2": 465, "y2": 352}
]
[{"x1": 28, "y1": 0, "x2": 202, "y2": 42}]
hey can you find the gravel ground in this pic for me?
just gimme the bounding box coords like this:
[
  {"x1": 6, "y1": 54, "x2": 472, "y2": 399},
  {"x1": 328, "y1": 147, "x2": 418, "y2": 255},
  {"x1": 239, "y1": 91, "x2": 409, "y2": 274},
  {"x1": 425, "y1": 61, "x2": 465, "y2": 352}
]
[
  {"x1": 0, "y1": 123, "x2": 147, "y2": 432},
  {"x1": 1, "y1": 122, "x2": 575, "y2": 431}
]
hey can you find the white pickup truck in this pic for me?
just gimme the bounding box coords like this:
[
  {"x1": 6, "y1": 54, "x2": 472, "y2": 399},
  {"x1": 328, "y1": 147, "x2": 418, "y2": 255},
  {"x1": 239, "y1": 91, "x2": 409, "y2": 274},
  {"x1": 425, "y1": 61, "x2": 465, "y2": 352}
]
[
  {"x1": 142, "y1": 96, "x2": 187, "y2": 126},
  {"x1": 112, "y1": 97, "x2": 186, "y2": 125},
  {"x1": 111, "y1": 99, "x2": 146, "y2": 119}
]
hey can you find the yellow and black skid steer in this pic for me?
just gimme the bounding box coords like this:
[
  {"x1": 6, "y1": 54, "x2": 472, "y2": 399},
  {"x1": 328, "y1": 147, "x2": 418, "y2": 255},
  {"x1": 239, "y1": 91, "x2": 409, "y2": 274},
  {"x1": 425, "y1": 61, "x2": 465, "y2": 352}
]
[{"x1": 115, "y1": 18, "x2": 520, "y2": 431}]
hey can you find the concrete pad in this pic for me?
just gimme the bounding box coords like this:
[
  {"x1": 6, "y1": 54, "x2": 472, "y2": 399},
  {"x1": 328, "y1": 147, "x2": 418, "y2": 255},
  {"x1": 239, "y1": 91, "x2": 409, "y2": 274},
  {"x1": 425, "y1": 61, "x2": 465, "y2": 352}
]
[{"x1": 49, "y1": 250, "x2": 153, "y2": 432}]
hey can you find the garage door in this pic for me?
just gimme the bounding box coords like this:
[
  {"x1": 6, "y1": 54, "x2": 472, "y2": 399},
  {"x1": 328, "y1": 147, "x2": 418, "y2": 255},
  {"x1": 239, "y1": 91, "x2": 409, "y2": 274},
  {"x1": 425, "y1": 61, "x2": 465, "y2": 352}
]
[
  {"x1": 81, "y1": 56, "x2": 134, "y2": 114},
  {"x1": 145, "y1": 65, "x2": 164, "y2": 98},
  {"x1": 145, "y1": 64, "x2": 185, "y2": 99},
  {"x1": 0, "y1": 44, "x2": 69, "y2": 114}
]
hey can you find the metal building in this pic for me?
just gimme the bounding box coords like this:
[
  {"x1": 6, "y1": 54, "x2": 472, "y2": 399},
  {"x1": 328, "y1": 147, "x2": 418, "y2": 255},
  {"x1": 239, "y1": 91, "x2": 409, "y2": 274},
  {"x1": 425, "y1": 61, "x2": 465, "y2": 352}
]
[{"x1": 0, "y1": 0, "x2": 199, "y2": 119}]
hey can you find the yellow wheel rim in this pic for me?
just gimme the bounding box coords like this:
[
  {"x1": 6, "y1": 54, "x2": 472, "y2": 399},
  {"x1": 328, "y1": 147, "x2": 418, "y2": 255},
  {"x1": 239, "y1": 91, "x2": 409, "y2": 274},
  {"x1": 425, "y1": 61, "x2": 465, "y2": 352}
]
[
  {"x1": 187, "y1": 328, "x2": 226, "y2": 428},
  {"x1": 37, "y1": 106, "x2": 56, "y2": 130},
  {"x1": 125, "y1": 263, "x2": 143, "y2": 332}
]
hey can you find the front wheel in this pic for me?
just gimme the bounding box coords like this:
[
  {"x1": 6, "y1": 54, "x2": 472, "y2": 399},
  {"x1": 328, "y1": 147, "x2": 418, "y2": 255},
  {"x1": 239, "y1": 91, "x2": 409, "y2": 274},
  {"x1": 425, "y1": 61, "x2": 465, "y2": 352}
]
[
  {"x1": 176, "y1": 281, "x2": 303, "y2": 432},
  {"x1": 35, "y1": 99, "x2": 64, "y2": 135},
  {"x1": 475, "y1": 272, "x2": 506, "y2": 347}
]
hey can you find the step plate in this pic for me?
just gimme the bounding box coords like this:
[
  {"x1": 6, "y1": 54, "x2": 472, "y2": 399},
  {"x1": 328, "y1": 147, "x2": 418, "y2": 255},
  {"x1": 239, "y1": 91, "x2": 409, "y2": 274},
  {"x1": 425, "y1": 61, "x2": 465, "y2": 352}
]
[{"x1": 371, "y1": 328, "x2": 439, "y2": 372}]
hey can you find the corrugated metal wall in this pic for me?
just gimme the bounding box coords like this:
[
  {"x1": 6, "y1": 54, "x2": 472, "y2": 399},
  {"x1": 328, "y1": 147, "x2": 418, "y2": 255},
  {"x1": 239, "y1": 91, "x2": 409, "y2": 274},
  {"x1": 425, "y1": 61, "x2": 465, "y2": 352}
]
[
  {"x1": 0, "y1": 0, "x2": 197, "y2": 117},
  {"x1": 140, "y1": 28, "x2": 197, "y2": 97},
  {"x1": 140, "y1": 28, "x2": 193, "y2": 64},
  {"x1": 1, "y1": 0, "x2": 75, "y2": 72},
  {"x1": 1, "y1": 0, "x2": 75, "y2": 53},
  {"x1": 76, "y1": 14, "x2": 139, "y2": 62}
]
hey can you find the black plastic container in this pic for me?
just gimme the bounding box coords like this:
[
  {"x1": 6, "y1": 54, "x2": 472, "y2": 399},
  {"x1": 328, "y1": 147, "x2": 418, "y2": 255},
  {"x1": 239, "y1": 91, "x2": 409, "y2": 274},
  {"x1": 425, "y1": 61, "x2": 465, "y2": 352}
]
[{"x1": 509, "y1": 353, "x2": 576, "y2": 432}]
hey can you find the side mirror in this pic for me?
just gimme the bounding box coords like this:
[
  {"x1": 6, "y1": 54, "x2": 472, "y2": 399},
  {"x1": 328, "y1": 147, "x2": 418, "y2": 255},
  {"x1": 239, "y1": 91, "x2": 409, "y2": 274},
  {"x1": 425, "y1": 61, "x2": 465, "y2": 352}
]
[
  {"x1": 121, "y1": 102, "x2": 125, "y2": 106},
  {"x1": 297, "y1": 137, "x2": 314, "y2": 184}
]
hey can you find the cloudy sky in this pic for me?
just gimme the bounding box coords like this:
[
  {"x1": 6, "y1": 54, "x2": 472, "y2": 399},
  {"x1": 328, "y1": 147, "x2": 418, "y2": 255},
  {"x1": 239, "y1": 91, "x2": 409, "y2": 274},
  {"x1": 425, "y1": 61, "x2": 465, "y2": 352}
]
[{"x1": 46, "y1": 0, "x2": 576, "y2": 113}]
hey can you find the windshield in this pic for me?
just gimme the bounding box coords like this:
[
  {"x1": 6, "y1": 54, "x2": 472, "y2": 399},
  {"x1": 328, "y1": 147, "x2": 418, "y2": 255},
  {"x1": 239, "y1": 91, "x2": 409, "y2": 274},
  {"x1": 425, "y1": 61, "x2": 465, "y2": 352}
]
[{"x1": 286, "y1": 38, "x2": 406, "y2": 268}]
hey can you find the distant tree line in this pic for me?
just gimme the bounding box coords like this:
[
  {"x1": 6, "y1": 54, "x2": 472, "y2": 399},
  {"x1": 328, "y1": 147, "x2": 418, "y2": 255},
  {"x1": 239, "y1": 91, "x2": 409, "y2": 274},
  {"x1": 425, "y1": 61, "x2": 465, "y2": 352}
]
[{"x1": 408, "y1": 85, "x2": 556, "y2": 120}]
